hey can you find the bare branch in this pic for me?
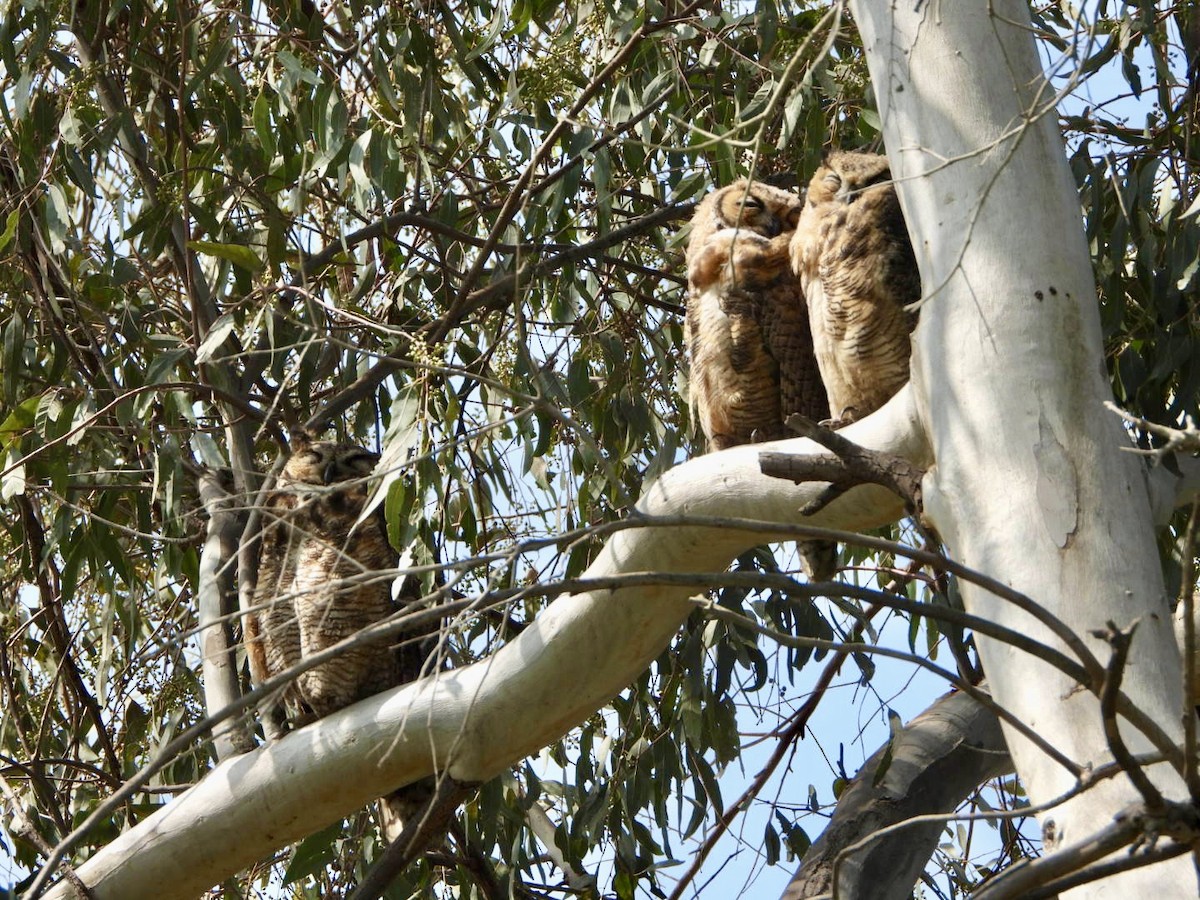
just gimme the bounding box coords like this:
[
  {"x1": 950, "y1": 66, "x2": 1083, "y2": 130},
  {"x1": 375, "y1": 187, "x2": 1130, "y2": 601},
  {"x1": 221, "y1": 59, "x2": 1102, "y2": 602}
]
[
  {"x1": 1106, "y1": 402, "x2": 1200, "y2": 459},
  {"x1": 303, "y1": 202, "x2": 691, "y2": 434},
  {"x1": 346, "y1": 776, "x2": 478, "y2": 900},
  {"x1": 972, "y1": 801, "x2": 1200, "y2": 900},
  {"x1": 1094, "y1": 621, "x2": 1165, "y2": 810},
  {"x1": 196, "y1": 472, "x2": 254, "y2": 759},
  {"x1": 760, "y1": 414, "x2": 926, "y2": 514},
  {"x1": 37, "y1": 394, "x2": 929, "y2": 899},
  {"x1": 781, "y1": 688, "x2": 1012, "y2": 900}
]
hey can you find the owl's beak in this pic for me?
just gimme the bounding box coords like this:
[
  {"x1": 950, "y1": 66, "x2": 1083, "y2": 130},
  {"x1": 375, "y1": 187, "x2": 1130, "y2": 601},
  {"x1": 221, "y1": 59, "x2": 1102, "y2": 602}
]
[
  {"x1": 323, "y1": 462, "x2": 339, "y2": 483},
  {"x1": 836, "y1": 184, "x2": 855, "y2": 204}
]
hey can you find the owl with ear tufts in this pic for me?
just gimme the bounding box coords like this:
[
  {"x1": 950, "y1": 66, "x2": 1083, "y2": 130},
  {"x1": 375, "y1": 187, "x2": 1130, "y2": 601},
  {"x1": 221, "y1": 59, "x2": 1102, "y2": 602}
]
[
  {"x1": 247, "y1": 432, "x2": 434, "y2": 840},
  {"x1": 684, "y1": 178, "x2": 836, "y2": 581},
  {"x1": 790, "y1": 151, "x2": 920, "y2": 428},
  {"x1": 685, "y1": 179, "x2": 829, "y2": 449}
]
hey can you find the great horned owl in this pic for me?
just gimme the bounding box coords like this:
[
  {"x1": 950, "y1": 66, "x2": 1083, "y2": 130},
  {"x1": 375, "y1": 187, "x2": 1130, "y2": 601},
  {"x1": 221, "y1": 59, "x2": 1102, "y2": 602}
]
[
  {"x1": 685, "y1": 179, "x2": 836, "y2": 580},
  {"x1": 248, "y1": 434, "x2": 433, "y2": 838},
  {"x1": 685, "y1": 179, "x2": 828, "y2": 449},
  {"x1": 790, "y1": 152, "x2": 919, "y2": 427}
]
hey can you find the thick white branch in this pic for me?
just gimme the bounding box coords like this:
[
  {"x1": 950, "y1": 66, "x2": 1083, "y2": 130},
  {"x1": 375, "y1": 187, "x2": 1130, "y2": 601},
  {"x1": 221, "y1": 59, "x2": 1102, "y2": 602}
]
[
  {"x1": 1145, "y1": 454, "x2": 1200, "y2": 525},
  {"x1": 43, "y1": 390, "x2": 928, "y2": 899},
  {"x1": 851, "y1": 1, "x2": 1194, "y2": 894}
]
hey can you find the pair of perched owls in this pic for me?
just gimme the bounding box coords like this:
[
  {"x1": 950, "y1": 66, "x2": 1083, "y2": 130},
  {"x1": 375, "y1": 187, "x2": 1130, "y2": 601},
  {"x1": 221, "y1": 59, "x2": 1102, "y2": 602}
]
[{"x1": 685, "y1": 151, "x2": 920, "y2": 578}]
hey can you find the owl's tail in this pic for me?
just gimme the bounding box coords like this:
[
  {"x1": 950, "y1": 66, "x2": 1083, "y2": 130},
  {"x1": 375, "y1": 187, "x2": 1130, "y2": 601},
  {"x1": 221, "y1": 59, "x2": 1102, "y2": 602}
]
[
  {"x1": 799, "y1": 539, "x2": 839, "y2": 583},
  {"x1": 351, "y1": 778, "x2": 476, "y2": 899},
  {"x1": 377, "y1": 778, "x2": 437, "y2": 843}
]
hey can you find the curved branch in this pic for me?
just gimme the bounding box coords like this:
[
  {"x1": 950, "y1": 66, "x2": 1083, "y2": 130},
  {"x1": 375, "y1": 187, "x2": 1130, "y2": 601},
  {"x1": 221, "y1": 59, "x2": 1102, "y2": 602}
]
[{"x1": 40, "y1": 387, "x2": 929, "y2": 899}]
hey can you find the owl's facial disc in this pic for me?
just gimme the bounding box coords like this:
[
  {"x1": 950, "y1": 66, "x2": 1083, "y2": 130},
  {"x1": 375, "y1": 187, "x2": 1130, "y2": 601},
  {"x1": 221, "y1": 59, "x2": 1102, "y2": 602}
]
[{"x1": 737, "y1": 196, "x2": 776, "y2": 235}]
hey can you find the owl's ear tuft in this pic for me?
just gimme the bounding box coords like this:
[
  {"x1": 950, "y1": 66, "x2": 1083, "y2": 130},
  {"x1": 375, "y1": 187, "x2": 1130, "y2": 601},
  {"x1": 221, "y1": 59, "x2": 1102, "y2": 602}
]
[{"x1": 289, "y1": 429, "x2": 316, "y2": 453}]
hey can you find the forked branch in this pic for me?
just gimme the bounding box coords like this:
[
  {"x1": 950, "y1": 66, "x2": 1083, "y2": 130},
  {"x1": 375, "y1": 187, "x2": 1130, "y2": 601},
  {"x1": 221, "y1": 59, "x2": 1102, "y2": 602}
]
[{"x1": 759, "y1": 414, "x2": 925, "y2": 516}]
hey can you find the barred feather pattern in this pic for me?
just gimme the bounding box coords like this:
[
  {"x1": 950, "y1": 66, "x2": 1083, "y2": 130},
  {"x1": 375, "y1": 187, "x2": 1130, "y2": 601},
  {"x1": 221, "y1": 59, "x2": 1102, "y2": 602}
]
[
  {"x1": 790, "y1": 152, "x2": 920, "y2": 427},
  {"x1": 249, "y1": 437, "x2": 436, "y2": 841},
  {"x1": 685, "y1": 180, "x2": 835, "y2": 580},
  {"x1": 685, "y1": 180, "x2": 828, "y2": 450}
]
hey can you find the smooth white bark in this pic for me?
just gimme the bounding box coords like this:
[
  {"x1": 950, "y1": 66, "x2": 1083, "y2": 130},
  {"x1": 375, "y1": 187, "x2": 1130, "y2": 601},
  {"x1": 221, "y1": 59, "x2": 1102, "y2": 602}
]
[
  {"x1": 196, "y1": 472, "x2": 253, "y2": 760},
  {"x1": 1148, "y1": 455, "x2": 1200, "y2": 524},
  {"x1": 850, "y1": 1, "x2": 1194, "y2": 895},
  {"x1": 43, "y1": 391, "x2": 927, "y2": 899}
]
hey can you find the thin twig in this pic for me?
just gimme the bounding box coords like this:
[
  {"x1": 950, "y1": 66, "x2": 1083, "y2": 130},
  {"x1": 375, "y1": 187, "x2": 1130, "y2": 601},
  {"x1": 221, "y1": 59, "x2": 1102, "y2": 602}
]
[
  {"x1": 0, "y1": 774, "x2": 93, "y2": 899},
  {"x1": 1093, "y1": 621, "x2": 1164, "y2": 810},
  {"x1": 665, "y1": 597, "x2": 887, "y2": 900},
  {"x1": 1106, "y1": 402, "x2": 1200, "y2": 458}
]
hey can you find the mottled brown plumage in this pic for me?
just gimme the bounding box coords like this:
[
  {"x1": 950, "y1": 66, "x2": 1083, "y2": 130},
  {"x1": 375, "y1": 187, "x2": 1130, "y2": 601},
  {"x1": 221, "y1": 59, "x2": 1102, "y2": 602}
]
[
  {"x1": 686, "y1": 179, "x2": 828, "y2": 449},
  {"x1": 790, "y1": 152, "x2": 919, "y2": 427},
  {"x1": 248, "y1": 434, "x2": 432, "y2": 839},
  {"x1": 685, "y1": 179, "x2": 835, "y2": 580}
]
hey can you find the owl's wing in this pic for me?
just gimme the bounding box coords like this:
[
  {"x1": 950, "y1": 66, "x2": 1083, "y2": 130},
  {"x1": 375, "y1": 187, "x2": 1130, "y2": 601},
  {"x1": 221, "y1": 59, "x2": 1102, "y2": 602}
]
[
  {"x1": 810, "y1": 190, "x2": 919, "y2": 424},
  {"x1": 760, "y1": 274, "x2": 828, "y2": 426},
  {"x1": 815, "y1": 188, "x2": 920, "y2": 325},
  {"x1": 876, "y1": 189, "x2": 922, "y2": 313}
]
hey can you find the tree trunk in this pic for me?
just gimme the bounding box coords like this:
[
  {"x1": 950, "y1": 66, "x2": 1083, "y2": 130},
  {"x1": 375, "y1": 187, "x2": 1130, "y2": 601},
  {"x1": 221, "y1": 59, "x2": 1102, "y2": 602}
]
[
  {"x1": 781, "y1": 688, "x2": 1012, "y2": 900},
  {"x1": 849, "y1": 0, "x2": 1195, "y2": 894}
]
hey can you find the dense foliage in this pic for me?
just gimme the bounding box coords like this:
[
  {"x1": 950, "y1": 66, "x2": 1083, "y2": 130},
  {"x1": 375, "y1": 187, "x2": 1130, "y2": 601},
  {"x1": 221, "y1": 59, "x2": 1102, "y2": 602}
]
[{"x1": 0, "y1": 1, "x2": 1195, "y2": 897}]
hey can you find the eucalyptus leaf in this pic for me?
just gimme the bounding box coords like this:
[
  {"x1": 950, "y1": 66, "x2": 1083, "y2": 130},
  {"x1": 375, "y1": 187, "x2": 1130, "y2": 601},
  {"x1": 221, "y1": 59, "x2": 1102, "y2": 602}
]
[{"x1": 188, "y1": 240, "x2": 264, "y2": 274}]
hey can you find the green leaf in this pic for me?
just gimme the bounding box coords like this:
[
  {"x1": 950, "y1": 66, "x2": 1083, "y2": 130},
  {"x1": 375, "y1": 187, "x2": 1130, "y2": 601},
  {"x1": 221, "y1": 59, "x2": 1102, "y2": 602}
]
[
  {"x1": 187, "y1": 240, "x2": 264, "y2": 274},
  {"x1": 253, "y1": 91, "x2": 276, "y2": 158},
  {"x1": 195, "y1": 313, "x2": 238, "y2": 364},
  {"x1": 59, "y1": 105, "x2": 83, "y2": 145},
  {"x1": 185, "y1": 36, "x2": 232, "y2": 98},
  {"x1": 145, "y1": 347, "x2": 190, "y2": 384},
  {"x1": 67, "y1": 395, "x2": 95, "y2": 447},
  {"x1": 764, "y1": 820, "x2": 780, "y2": 866},
  {"x1": 1, "y1": 451, "x2": 24, "y2": 500},
  {"x1": 282, "y1": 821, "x2": 343, "y2": 884},
  {"x1": 784, "y1": 820, "x2": 811, "y2": 858},
  {"x1": 0, "y1": 209, "x2": 18, "y2": 254},
  {"x1": 367, "y1": 389, "x2": 421, "y2": 527},
  {"x1": 45, "y1": 182, "x2": 70, "y2": 253},
  {"x1": 0, "y1": 395, "x2": 39, "y2": 437}
]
